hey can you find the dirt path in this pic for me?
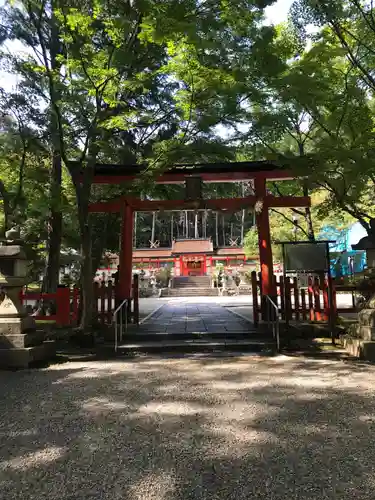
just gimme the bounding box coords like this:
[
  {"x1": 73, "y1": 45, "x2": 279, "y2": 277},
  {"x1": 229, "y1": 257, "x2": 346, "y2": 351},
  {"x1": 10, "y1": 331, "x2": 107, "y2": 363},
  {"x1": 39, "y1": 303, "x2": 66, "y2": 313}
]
[{"x1": 1, "y1": 355, "x2": 374, "y2": 499}]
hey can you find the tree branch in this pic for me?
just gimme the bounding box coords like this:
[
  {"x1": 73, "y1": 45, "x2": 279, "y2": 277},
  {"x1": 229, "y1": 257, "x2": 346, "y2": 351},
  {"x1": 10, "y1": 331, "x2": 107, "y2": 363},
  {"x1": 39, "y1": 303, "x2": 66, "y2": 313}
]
[
  {"x1": 270, "y1": 208, "x2": 309, "y2": 238},
  {"x1": 329, "y1": 20, "x2": 375, "y2": 92}
]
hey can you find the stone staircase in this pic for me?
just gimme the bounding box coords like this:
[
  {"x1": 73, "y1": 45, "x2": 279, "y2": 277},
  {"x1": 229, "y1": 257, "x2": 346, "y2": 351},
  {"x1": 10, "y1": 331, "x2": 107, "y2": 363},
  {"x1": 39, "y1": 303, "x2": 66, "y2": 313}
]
[
  {"x1": 161, "y1": 275, "x2": 218, "y2": 297},
  {"x1": 172, "y1": 276, "x2": 211, "y2": 288},
  {"x1": 106, "y1": 327, "x2": 276, "y2": 356},
  {"x1": 161, "y1": 287, "x2": 219, "y2": 297}
]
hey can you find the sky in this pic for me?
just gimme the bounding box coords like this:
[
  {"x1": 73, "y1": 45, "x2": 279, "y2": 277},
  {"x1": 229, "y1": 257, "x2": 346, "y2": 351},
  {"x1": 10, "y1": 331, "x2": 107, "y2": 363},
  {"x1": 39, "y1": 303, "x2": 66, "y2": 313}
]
[
  {"x1": 264, "y1": 0, "x2": 294, "y2": 26},
  {"x1": 0, "y1": 0, "x2": 295, "y2": 92}
]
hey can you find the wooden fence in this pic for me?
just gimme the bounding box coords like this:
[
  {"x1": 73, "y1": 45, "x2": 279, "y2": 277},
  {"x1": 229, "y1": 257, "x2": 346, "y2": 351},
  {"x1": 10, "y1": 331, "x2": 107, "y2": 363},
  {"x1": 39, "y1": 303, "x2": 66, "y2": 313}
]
[
  {"x1": 21, "y1": 287, "x2": 79, "y2": 327},
  {"x1": 21, "y1": 275, "x2": 140, "y2": 327},
  {"x1": 93, "y1": 280, "x2": 115, "y2": 324},
  {"x1": 93, "y1": 274, "x2": 139, "y2": 325},
  {"x1": 251, "y1": 271, "x2": 357, "y2": 326}
]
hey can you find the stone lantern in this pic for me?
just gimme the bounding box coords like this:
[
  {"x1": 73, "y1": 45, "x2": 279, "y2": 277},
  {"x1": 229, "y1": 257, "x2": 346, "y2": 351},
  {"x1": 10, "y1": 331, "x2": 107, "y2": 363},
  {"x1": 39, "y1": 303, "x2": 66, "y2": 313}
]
[
  {"x1": 0, "y1": 244, "x2": 35, "y2": 333},
  {"x1": 344, "y1": 219, "x2": 375, "y2": 359},
  {"x1": 0, "y1": 229, "x2": 55, "y2": 368},
  {"x1": 352, "y1": 219, "x2": 375, "y2": 269}
]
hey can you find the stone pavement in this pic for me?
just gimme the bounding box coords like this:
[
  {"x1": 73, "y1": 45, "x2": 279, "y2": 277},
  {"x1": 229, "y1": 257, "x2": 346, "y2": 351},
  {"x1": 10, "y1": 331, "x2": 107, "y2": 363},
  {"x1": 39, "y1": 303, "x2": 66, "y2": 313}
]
[{"x1": 136, "y1": 299, "x2": 254, "y2": 334}]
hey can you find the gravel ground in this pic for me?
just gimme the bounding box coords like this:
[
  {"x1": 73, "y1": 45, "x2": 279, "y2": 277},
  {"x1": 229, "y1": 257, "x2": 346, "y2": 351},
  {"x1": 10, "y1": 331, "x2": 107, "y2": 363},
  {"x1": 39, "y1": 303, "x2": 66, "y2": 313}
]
[{"x1": 1, "y1": 354, "x2": 375, "y2": 499}]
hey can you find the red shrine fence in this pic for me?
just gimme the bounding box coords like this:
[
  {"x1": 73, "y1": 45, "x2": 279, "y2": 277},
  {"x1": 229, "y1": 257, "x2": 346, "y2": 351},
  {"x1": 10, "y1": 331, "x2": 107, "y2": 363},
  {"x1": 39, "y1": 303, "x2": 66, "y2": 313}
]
[
  {"x1": 21, "y1": 272, "x2": 355, "y2": 329},
  {"x1": 251, "y1": 271, "x2": 356, "y2": 326},
  {"x1": 21, "y1": 287, "x2": 80, "y2": 326},
  {"x1": 21, "y1": 276, "x2": 140, "y2": 327}
]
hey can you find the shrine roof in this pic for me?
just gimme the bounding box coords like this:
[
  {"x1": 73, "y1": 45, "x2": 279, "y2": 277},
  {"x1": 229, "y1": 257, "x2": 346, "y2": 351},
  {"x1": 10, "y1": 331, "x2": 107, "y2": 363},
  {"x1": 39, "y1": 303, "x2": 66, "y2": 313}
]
[
  {"x1": 133, "y1": 248, "x2": 172, "y2": 258},
  {"x1": 128, "y1": 245, "x2": 256, "y2": 260},
  {"x1": 216, "y1": 247, "x2": 246, "y2": 255},
  {"x1": 172, "y1": 239, "x2": 214, "y2": 254}
]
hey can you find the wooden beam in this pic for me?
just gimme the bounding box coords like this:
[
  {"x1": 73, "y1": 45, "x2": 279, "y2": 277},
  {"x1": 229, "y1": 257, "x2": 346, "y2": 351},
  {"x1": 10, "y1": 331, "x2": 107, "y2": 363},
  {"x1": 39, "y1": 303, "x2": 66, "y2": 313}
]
[
  {"x1": 91, "y1": 170, "x2": 295, "y2": 185},
  {"x1": 127, "y1": 197, "x2": 259, "y2": 211},
  {"x1": 265, "y1": 196, "x2": 311, "y2": 208},
  {"x1": 88, "y1": 194, "x2": 310, "y2": 213}
]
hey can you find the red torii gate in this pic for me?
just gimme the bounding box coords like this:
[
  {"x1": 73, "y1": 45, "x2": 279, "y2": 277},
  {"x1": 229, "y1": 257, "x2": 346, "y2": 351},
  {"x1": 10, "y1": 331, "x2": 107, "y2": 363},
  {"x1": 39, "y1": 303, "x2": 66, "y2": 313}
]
[{"x1": 87, "y1": 161, "x2": 311, "y2": 306}]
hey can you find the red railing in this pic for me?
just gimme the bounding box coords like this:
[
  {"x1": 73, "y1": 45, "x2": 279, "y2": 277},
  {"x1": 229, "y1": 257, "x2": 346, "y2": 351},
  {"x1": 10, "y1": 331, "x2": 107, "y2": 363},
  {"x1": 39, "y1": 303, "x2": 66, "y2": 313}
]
[
  {"x1": 251, "y1": 271, "x2": 356, "y2": 326},
  {"x1": 93, "y1": 281, "x2": 115, "y2": 324},
  {"x1": 93, "y1": 275, "x2": 139, "y2": 325},
  {"x1": 21, "y1": 287, "x2": 79, "y2": 326},
  {"x1": 21, "y1": 275, "x2": 140, "y2": 327}
]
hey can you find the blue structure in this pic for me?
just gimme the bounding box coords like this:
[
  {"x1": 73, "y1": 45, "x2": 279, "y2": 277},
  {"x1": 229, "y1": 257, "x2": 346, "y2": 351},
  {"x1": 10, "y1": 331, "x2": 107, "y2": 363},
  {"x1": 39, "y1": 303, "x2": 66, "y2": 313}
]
[{"x1": 318, "y1": 222, "x2": 367, "y2": 277}]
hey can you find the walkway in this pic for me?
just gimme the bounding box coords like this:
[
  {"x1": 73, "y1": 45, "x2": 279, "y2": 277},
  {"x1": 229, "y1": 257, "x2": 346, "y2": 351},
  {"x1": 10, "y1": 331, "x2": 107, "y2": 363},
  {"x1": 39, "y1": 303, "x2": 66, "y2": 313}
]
[
  {"x1": 138, "y1": 299, "x2": 252, "y2": 334},
  {"x1": 1, "y1": 356, "x2": 375, "y2": 499},
  {"x1": 122, "y1": 298, "x2": 263, "y2": 352}
]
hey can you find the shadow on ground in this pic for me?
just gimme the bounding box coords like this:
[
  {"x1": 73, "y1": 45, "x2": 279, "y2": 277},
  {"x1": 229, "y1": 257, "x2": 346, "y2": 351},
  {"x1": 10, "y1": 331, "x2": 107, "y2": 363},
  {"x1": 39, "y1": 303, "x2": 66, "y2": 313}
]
[{"x1": 1, "y1": 355, "x2": 375, "y2": 499}]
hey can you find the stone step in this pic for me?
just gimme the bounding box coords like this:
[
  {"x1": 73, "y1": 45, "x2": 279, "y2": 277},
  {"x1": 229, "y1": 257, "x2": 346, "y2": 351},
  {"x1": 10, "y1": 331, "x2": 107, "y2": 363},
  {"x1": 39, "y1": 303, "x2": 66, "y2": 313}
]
[
  {"x1": 116, "y1": 330, "x2": 271, "y2": 342},
  {"x1": 160, "y1": 287, "x2": 219, "y2": 297},
  {"x1": 108, "y1": 338, "x2": 275, "y2": 356},
  {"x1": 172, "y1": 276, "x2": 211, "y2": 288},
  {"x1": 174, "y1": 284, "x2": 212, "y2": 288}
]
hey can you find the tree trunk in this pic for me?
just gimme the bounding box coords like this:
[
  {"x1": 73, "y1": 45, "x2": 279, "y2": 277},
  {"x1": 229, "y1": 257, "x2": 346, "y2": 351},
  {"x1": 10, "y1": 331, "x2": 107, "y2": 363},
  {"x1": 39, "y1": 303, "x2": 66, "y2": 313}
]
[
  {"x1": 170, "y1": 214, "x2": 174, "y2": 244},
  {"x1": 79, "y1": 208, "x2": 93, "y2": 330},
  {"x1": 241, "y1": 183, "x2": 245, "y2": 245},
  {"x1": 194, "y1": 212, "x2": 199, "y2": 238},
  {"x1": 181, "y1": 211, "x2": 185, "y2": 237},
  {"x1": 303, "y1": 183, "x2": 315, "y2": 241},
  {"x1": 215, "y1": 212, "x2": 219, "y2": 247},
  {"x1": 43, "y1": 152, "x2": 62, "y2": 292},
  {"x1": 241, "y1": 210, "x2": 245, "y2": 245},
  {"x1": 222, "y1": 214, "x2": 226, "y2": 246},
  {"x1": 74, "y1": 170, "x2": 94, "y2": 329},
  {"x1": 185, "y1": 211, "x2": 189, "y2": 238},
  {"x1": 43, "y1": 4, "x2": 62, "y2": 293},
  {"x1": 0, "y1": 180, "x2": 11, "y2": 236},
  {"x1": 151, "y1": 211, "x2": 156, "y2": 245},
  {"x1": 91, "y1": 214, "x2": 112, "y2": 281},
  {"x1": 297, "y1": 142, "x2": 315, "y2": 242},
  {"x1": 133, "y1": 211, "x2": 137, "y2": 248},
  {"x1": 70, "y1": 147, "x2": 97, "y2": 330},
  {"x1": 203, "y1": 210, "x2": 207, "y2": 238}
]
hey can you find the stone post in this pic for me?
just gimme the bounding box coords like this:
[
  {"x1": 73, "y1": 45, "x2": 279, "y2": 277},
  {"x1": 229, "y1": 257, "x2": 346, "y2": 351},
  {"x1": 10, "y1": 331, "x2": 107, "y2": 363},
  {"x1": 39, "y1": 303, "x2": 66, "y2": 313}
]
[
  {"x1": 0, "y1": 234, "x2": 55, "y2": 368},
  {"x1": 344, "y1": 230, "x2": 375, "y2": 359},
  {"x1": 355, "y1": 295, "x2": 375, "y2": 340}
]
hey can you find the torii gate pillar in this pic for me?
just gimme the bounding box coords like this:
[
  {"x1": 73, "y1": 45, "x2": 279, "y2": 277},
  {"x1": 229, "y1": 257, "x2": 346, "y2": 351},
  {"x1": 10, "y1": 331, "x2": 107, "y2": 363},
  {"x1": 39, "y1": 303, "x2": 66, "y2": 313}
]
[
  {"x1": 254, "y1": 177, "x2": 276, "y2": 301},
  {"x1": 118, "y1": 202, "x2": 134, "y2": 301}
]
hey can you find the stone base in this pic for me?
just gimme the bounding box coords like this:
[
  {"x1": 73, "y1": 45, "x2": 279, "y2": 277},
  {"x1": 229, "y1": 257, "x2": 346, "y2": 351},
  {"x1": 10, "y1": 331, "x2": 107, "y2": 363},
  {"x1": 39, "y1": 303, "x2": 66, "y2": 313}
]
[
  {"x1": 0, "y1": 330, "x2": 45, "y2": 348},
  {"x1": 0, "y1": 340, "x2": 56, "y2": 369},
  {"x1": 356, "y1": 325, "x2": 375, "y2": 340},
  {"x1": 0, "y1": 315, "x2": 36, "y2": 335},
  {"x1": 341, "y1": 335, "x2": 375, "y2": 361}
]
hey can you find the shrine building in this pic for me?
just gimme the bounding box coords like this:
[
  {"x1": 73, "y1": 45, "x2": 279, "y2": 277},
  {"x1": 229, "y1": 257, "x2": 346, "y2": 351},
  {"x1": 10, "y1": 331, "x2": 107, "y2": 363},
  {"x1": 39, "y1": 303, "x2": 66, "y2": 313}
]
[
  {"x1": 100, "y1": 239, "x2": 258, "y2": 278},
  {"x1": 132, "y1": 238, "x2": 250, "y2": 276}
]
